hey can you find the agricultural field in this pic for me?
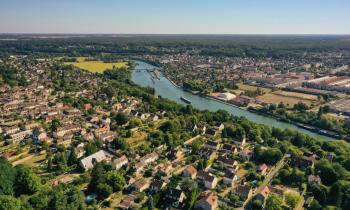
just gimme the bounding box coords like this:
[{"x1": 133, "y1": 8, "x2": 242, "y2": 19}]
[
  {"x1": 64, "y1": 58, "x2": 128, "y2": 73},
  {"x1": 256, "y1": 93, "x2": 319, "y2": 107},
  {"x1": 273, "y1": 90, "x2": 319, "y2": 101},
  {"x1": 238, "y1": 83, "x2": 271, "y2": 93}
]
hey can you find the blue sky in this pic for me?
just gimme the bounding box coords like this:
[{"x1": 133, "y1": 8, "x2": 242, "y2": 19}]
[{"x1": 0, "y1": 0, "x2": 349, "y2": 34}]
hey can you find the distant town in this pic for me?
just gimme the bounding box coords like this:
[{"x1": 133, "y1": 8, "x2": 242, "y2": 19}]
[{"x1": 1, "y1": 35, "x2": 350, "y2": 210}]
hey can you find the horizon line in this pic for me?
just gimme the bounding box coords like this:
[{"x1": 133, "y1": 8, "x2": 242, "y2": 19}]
[{"x1": 1, "y1": 33, "x2": 350, "y2": 36}]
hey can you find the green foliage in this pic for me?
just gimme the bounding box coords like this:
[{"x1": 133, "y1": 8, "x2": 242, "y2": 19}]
[
  {"x1": 254, "y1": 147, "x2": 283, "y2": 165},
  {"x1": 265, "y1": 194, "x2": 283, "y2": 210},
  {"x1": 106, "y1": 172, "x2": 126, "y2": 192},
  {"x1": 284, "y1": 192, "x2": 300, "y2": 209},
  {"x1": 0, "y1": 195, "x2": 22, "y2": 210},
  {"x1": 14, "y1": 165, "x2": 41, "y2": 196},
  {"x1": 315, "y1": 160, "x2": 338, "y2": 186},
  {"x1": 0, "y1": 158, "x2": 16, "y2": 196},
  {"x1": 114, "y1": 112, "x2": 129, "y2": 125}
]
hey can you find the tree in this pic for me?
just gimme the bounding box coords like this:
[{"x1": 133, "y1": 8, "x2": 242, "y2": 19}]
[
  {"x1": 251, "y1": 199, "x2": 262, "y2": 210},
  {"x1": 106, "y1": 172, "x2": 126, "y2": 192},
  {"x1": 0, "y1": 157, "x2": 16, "y2": 196},
  {"x1": 111, "y1": 138, "x2": 128, "y2": 151},
  {"x1": 328, "y1": 181, "x2": 343, "y2": 207},
  {"x1": 50, "y1": 119, "x2": 61, "y2": 132},
  {"x1": 315, "y1": 160, "x2": 338, "y2": 186},
  {"x1": 311, "y1": 184, "x2": 328, "y2": 205},
  {"x1": 115, "y1": 112, "x2": 129, "y2": 125},
  {"x1": 184, "y1": 186, "x2": 201, "y2": 210},
  {"x1": 48, "y1": 184, "x2": 86, "y2": 210},
  {"x1": 0, "y1": 195, "x2": 22, "y2": 210},
  {"x1": 68, "y1": 147, "x2": 78, "y2": 166},
  {"x1": 96, "y1": 183, "x2": 113, "y2": 199},
  {"x1": 285, "y1": 192, "x2": 300, "y2": 209},
  {"x1": 88, "y1": 162, "x2": 107, "y2": 193},
  {"x1": 265, "y1": 194, "x2": 283, "y2": 210},
  {"x1": 257, "y1": 148, "x2": 283, "y2": 164},
  {"x1": 14, "y1": 165, "x2": 41, "y2": 196}
]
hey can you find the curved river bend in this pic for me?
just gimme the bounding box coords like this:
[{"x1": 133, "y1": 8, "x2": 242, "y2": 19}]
[{"x1": 131, "y1": 61, "x2": 336, "y2": 141}]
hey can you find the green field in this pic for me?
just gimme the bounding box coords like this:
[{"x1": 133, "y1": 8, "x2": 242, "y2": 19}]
[{"x1": 64, "y1": 58, "x2": 128, "y2": 73}]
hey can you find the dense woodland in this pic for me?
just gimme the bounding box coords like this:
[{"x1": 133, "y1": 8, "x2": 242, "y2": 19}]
[{"x1": 1, "y1": 35, "x2": 350, "y2": 58}]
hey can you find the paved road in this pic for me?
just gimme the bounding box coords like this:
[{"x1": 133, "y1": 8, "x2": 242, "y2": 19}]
[{"x1": 243, "y1": 155, "x2": 287, "y2": 209}]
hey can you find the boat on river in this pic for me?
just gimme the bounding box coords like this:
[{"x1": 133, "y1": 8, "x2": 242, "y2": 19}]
[{"x1": 180, "y1": 96, "x2": 191, "y2": 104}]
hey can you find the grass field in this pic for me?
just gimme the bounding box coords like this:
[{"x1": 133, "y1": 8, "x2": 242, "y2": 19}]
[
  {"x1": 273, "y1": 90, "x2": 318, "y2": 101},
  {"x1": 65, "y1": 59, "x2": 128, "y2": 73},
  {"x1": 238, "y1": 83, "x2": 271, "y2": 93},
  {"x1": 257, "y1": 93, "x2": 318, "y2": 107}
]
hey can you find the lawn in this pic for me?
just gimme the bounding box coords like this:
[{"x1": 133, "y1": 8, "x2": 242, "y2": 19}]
[
  {"x1": 65, "y1": 60, "x2": 128, "y2": 73},
  {"x1": 126, "y1": 130, "x2": 147, "y2": 148},
  {"x1": 257, "y1": 93, "x2": 318, "y2": 107},
  {"x1": 238, "y1": 83, "x2": 271, "y2": 93},
  {"x1": 273, "y1": 90, "x2": 318, "y2": 101}
]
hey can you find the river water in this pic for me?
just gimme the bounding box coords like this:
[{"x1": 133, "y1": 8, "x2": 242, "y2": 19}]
[{"x1": 131, "y1": 61, "x2": 335, "y2": 141}]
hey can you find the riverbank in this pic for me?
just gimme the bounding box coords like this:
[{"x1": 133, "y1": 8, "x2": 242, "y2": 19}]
[
  {"x1": 248, "y1": 107, "x2": 344, "y2": 140},
  {"x1": 163, "y1": 74, "x2": 342, "y2": 140},
  {"x1": 132, "y1": 60, "x2": 337, "y2": 141}
]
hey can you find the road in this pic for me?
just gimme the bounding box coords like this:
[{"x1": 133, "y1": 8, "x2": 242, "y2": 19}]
[{"x1": 243, "y1": 155, "x2": 287, "y2": 209}]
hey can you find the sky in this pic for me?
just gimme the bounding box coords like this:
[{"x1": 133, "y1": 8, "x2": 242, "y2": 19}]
[{"x1": 0, "y1": 0, "x2": 349, "y2": 34}]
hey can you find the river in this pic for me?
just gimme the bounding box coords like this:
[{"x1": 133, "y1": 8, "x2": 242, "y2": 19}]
[{"x1": 131, "y1": 61, "x2": 336, "y2": 141}]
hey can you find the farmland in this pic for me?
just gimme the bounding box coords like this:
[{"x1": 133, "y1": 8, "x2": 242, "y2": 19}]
[
  {"x1": 237, "y1": 83, "x2": 271, "y2": 93},
  {"x1": 64, "y1": 58, "x2": 128, "y2": 73},
  {"x1": 256, "y1": 92, "x2": 319, "y2": 107}
]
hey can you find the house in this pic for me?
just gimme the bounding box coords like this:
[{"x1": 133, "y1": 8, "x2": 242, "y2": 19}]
[
  {"x1": 214, "y1": 123, "x2": 225, "y2": 131},
  {"x1": 114, "y1": 155, "x2": 128, "y2": 170},
  {"x1": 56, "y1": 132, "x2": 73, "y2": 147},
  {"x1": 235, "y1": 185, "x2": 253, "y2": 200},
  {"x1": 24, "y1": 122, "x2": 40, "y2": 130},
  {"x1": 221, "y1": 143, "x2": 238, "y2": 154},
  {"x1": 308, "y1": 175, "x2": 321, "y2": 186},
  {"x1": 74, "y1": 143, "x2": 86, "y2": 158},
  {"x1": 291, "y1": 155, "x2": 315, "y2": 169},
  {"x1": 197, "y1": 171, "x2": 218, "y2": 189},
  {"x1": 223, "y1": 173, "x2": 240, "y2": 187},
  {"x1": 80, "y1": 150, "x2": 111, "y2": 171},
  {"x1": 149, "y1": 179, "x2": 166, "y2": 194},
  {"x1": 268, "y1": 186, "x2": 284, "y2": 198},
  {"x1": 254, "y1": 186, "x2": 270, "y2": 207},
  {"x1": 94, "y1": 126, "x2": 109, "y2": 137},
  {"x1": 54, "y1": 124, "x2": 81, "y2": 138},
  {"x1": 148, "y1": 114, "x2": 159, "y2": 121},
  {"x1": 10, "y1": 130, "x2": 33, "y2": 143},
  {"x1": 140, "y1": 152, "x2": 159, "y2": 164},
  {"x1": 240, "y1": 148, "x2": 253, "y2": 160},
  {"x1": 168, "y1": 149, "x2": 185, "y2": 161},
  {"x1": 217, "y1": 156, "x2": 239, "y2": 173},
  {"x1": 33, "y1": 131, "x2": 50, "y2": 143},
  {"x1": 188, "y1": 123, "x2": 198, "y2": 133},
  {"x1": 257, "y1": 164, "x2": 269, "y2": 176},
  {"x1": 97, "y1": 131, "x2": 116, "y2": 142},
  {"x1": 158, "y1": 162, "x2": 173, "y2": 175},
  {"x1": 83, "y1": 103, "x2": 92, "y2": 111},
  {"x1": 130, "y1": 178, "x2": 150, "y2": 192},
  {"x1": 206, "y1": 140, "x2": 220, "y2": 150},
  {"x1": 165, "y1": 186, "x2": 186, "y2": 208},
  {"x1": 233, "y1": 135, "x2": 246, "y2": 147},
  {"x1": 183, "y1": 165, "x2": 197, "y2": 179},
  {"x1": 199, "y1": 148, "x2": 216, "y2": 161},
  {"x1": 195, "y1": 191, "x2": 218, "y2": 210},
  {"x1": 4, "y1": 126, "x2": 20, "y2": 135},
  {"x1": 206, "y1": 128, "x2": 218, "y2": 136}
]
